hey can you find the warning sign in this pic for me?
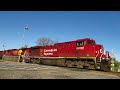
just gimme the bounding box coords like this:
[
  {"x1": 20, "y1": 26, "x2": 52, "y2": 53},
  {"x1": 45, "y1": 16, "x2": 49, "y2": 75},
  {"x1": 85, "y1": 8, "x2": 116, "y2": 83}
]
[{"x1": 18, "y1": 49, "x2": 23, "y2": 55}]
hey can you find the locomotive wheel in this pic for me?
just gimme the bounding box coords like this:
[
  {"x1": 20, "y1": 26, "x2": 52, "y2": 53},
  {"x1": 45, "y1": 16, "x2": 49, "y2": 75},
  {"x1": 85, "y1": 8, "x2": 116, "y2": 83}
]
[
  {"x1": 88, "y1": 61, "x2": 95, "y2": 70},
  {"x1": 83, "y1": 66, "x2": 89, "y2": 69},
  {"x1": 65, "y1": 61, "x2": 74, "y2": 67},
  {"x1": 88, "y1": 65, "x2": 95, "y2": 70},
  {"x1": 94, "y1": 64, "x2": 101, "y2": 70},
  {"x1": 76, "y1": 61, "x2": 83, "y2": 69}
]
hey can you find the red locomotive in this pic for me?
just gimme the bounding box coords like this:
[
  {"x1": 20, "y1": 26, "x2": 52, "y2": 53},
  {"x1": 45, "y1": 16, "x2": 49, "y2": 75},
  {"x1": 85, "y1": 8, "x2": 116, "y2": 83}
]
[
  {"x1": 25, "y1": 38, "x2": 111, "y2": 71},
  {"x1": 1, "y1": 38, "x2": 112, "y2": 71}
]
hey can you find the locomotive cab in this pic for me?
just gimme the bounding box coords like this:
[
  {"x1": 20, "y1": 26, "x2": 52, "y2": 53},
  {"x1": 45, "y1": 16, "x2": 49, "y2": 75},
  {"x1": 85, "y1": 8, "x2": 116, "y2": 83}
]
[
  {"x1": 76, "y1": 38, "x2": 96, "y2": 58},
  {"x1": 76, "y1": 38, "x2": 111, "y2": 71},
  {"x1": 76, "y1": 38, "x2": 110, "y2": 59}
]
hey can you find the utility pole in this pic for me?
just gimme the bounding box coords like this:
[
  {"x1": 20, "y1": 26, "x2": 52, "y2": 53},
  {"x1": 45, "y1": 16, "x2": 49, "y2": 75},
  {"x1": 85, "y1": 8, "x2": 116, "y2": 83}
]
[
  {"x1": 2, "y1": 43, "x2": 6, "y2": 60},
  {"x1": 3, "y1": 43, "x2": 6, "y2": 54},
  {"x1": 22, "y1": 24, "x2": 29, "y2": 48}
]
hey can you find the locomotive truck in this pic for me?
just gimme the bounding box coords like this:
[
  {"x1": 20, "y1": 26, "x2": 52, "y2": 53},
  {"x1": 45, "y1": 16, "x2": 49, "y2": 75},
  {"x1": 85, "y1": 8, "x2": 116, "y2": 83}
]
[{"x1": 1, "y1": 38, "x2": 112, "y2": 71}]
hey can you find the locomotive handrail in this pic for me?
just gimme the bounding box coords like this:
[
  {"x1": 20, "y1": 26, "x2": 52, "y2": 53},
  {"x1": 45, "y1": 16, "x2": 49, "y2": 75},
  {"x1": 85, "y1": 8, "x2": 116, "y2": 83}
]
[
  {"x1": 95, "y1": 50, "x2": 99, "y2": 58},
  {"x1": 100, "y1": 53, "x2": 103, "y2": 62},
  {"x1": 95, "y1": 51, "x2": 99, "y2": 64}
]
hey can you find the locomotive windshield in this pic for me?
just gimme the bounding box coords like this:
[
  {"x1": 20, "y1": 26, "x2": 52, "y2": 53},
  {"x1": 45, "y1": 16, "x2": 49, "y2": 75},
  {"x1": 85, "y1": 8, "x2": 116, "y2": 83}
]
[{"x1": 87, "y1": 40, "x2": 96, "y2": 44}]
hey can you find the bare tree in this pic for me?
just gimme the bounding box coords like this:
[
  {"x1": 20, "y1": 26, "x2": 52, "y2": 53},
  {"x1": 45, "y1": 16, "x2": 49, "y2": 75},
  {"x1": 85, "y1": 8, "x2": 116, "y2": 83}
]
[
  {"x1": 21, "y1": 44, "x2": 28, "y2": 48},
  {"x1": 36, "y1": 37, "x2": 58, "y2": 46}
]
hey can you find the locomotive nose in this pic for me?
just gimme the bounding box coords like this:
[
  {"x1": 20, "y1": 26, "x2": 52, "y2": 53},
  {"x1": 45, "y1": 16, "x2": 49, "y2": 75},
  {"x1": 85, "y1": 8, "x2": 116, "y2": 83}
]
[
  {"x1": 95, "y1": 44, "x2": 104, "y2": 54},
  {"x1": 95, "y1": 44, "x2": 110, "y2": 59},
  {"x1": 93, "y1": 44, "x2": 104, "y2": 59}
]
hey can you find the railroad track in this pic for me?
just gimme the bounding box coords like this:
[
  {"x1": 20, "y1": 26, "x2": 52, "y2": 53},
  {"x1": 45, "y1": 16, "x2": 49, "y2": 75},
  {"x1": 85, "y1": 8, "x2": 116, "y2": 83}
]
[
  {"x1": 98, "y1": 71, "x2": 120, "y2": 77},
  {"x1": 64, "y1": 66, "x2": 120, "y2": 77}
]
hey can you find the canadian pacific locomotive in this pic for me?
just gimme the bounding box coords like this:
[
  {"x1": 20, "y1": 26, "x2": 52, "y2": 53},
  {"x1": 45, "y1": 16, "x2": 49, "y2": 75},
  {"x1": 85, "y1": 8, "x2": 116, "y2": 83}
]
[{"x1": 0, "y1": 38, "x2": 112, "y2": 71}]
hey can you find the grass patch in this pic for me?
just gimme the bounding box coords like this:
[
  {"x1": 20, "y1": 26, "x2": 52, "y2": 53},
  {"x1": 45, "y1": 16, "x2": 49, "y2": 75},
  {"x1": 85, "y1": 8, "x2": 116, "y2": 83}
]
[
  {"x1": 114, "y1": 67, "x2": 118, "y2": 72},
  {"x1": 0, "y1": 60, "x2": 4, "y2": 62},
  {"x1": 111, "y1": 66, "x2": 120, "y2": 72},
  {"x1": 2, "y1": 56, "x2": 18, "y2": 62}
]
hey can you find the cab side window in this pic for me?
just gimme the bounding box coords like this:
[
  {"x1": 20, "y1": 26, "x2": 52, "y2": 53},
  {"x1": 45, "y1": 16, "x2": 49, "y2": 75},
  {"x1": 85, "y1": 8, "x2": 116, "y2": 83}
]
[{"x1": 76, "y1": 41, "x2": 84, "y2": 46}]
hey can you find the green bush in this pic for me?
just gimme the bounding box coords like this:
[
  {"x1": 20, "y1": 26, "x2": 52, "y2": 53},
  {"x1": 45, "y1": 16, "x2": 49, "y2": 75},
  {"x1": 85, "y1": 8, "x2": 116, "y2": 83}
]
[{"x1": 114, "y1": 60, "x2": 120, "y2": 67}]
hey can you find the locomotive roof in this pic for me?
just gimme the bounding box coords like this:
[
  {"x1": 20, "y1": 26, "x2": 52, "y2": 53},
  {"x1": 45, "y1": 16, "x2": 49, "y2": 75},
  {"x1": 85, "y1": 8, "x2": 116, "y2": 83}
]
[
  {"x1": 30, "y1": 46, "x2": 43, "y2": 48},
  {"x1": 24, "y1": 38, "x2": 95, "y2": 48},
  {"x1": 6, "y1": 49, "x2": 18, "y2": 51},
  {"x1": 55, "y1": 38, "x2": 94, "y2": 45},
  {"x1": 76, "y1": 38, "x2": 94, "y2": 41}
]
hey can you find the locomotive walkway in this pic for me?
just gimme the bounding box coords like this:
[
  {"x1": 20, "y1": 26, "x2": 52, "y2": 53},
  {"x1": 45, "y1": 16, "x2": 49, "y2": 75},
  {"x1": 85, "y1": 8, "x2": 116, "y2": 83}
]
[{"x1": 0, "y1": 61, "x2": 120, "y2": 79}]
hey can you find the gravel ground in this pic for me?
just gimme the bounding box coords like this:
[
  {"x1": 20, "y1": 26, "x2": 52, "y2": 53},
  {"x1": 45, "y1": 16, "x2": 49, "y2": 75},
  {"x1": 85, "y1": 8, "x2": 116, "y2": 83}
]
[{"x1": 0, "y1": 61, "x2": 120, "y2": 79}]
